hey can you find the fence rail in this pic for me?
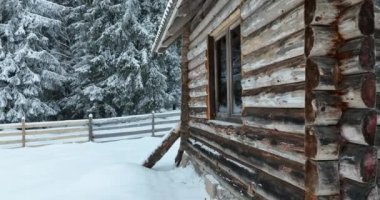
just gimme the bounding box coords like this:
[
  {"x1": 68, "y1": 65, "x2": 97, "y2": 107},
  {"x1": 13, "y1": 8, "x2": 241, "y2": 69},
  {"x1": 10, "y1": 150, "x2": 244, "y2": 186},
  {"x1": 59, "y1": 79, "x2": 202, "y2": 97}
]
[{"x1": 0, "y1": 111, "x2": 180, "y2": 148}]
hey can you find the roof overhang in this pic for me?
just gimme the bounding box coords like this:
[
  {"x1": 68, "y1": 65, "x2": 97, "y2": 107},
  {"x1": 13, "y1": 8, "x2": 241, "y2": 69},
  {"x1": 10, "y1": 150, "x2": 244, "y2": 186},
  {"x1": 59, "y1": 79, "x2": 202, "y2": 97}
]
[{"x1": 152, "y1": 0, "x2": 204, "y2": 53}]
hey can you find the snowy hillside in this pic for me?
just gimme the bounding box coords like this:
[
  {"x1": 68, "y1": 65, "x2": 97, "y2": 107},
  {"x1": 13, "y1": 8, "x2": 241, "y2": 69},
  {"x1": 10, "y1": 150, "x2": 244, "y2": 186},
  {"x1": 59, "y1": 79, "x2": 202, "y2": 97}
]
[
  {"x1": 0, "y1": 0, "x2": 180, "y2": 123},
  {"x1": 0, "y1": 137, "x2": 208, "y2": 200}
]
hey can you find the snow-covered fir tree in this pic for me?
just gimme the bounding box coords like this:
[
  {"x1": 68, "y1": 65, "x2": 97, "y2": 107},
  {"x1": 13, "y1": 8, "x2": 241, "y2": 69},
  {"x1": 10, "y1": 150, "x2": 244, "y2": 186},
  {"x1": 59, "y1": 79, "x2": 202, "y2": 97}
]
[
  {"x1": 61, "y1": 0, "x2": 180, "y2": 119},
  {"x1": 0, "y1": 0, "x2": 180, "y2": 122},
  {"x1": 0, "y1": 0, "x2": 71, "y2": 122}
]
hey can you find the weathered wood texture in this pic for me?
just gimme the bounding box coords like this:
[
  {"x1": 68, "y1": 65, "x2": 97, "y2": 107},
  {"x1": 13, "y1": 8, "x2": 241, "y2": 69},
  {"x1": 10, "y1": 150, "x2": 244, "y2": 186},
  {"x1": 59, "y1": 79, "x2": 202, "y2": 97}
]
[
  {"x1": 374, "y1": 0, "x2": 380, "y2": 193},
  {"x1": 184, "y1": 0, "x2": 308, "y2": 199},
  {"x1": 338, "y1": 1, "x2": 378, "y2": 199},
  {"x1": 180, "y1": 0, "x2": 379, "y2": 199}
]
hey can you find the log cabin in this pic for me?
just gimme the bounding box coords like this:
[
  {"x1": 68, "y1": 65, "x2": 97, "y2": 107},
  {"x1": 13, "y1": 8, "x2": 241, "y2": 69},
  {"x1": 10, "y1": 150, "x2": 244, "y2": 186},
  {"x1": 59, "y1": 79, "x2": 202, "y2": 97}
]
[{"x1": 152, "y1": 0, "x2": 380, "y2": 199}]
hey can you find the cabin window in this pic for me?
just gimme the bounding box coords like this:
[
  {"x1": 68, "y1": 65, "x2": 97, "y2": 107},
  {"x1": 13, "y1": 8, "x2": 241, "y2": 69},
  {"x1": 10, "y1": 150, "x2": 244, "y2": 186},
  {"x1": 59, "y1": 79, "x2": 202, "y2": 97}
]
[{"x1": 211, "y1": 24, "x2": 242, "y2": 121}]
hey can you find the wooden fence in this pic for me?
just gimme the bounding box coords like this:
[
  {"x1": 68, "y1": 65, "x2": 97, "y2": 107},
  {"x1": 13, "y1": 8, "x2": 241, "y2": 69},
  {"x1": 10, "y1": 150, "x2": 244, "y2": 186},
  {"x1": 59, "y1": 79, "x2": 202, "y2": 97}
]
[{"x1": 0, "y1": 111, "x2": 180, "y2": 148}]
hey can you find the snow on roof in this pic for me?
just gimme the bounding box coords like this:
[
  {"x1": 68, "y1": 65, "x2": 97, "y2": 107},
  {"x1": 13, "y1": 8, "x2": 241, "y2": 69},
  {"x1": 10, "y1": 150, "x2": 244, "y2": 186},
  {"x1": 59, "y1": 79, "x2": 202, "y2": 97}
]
[{"x1": 152, "y1": 0, "x2": 181, "y2": 53}]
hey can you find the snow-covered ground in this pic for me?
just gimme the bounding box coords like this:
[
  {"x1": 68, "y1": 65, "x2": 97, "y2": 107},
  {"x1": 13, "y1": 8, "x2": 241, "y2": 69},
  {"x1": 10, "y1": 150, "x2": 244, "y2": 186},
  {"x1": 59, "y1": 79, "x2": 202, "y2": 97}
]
[{"x1": 0, "y1": 137, "x2": 208, "y2": 200}]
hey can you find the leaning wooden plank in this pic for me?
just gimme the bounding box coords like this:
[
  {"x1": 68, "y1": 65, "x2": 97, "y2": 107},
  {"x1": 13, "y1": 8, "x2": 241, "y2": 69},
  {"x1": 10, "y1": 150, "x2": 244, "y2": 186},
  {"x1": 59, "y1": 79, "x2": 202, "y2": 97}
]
[{"x1": 143, "y1": 123, "x2": 181, "y2": 168}]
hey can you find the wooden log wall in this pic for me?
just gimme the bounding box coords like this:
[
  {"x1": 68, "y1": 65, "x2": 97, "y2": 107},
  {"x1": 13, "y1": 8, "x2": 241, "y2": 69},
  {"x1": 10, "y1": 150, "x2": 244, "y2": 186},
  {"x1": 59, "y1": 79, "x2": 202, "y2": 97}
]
[
  {"x1": 185, "y1": 0, "x2": 308, "y2": 199},
  {"x1": 375, "y1": 0, "x2": 380, "y2": 195},
  {"x1": 304, "y1": 0, "x2": 341, "y2": 198},
  {"x1": 337, "y1": 1, "x2": 378, "y2": 199},
  {"x1": 182, "y1": 0, "x2": 379, "y2": 199}
]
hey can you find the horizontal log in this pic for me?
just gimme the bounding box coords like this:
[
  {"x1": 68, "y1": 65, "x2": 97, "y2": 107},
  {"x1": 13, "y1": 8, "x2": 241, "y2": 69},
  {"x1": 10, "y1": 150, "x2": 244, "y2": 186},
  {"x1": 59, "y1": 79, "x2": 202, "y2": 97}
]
[
  {"x1": 305, "y1": 91, "x2": 343, "y2": 125},
  {"x1": 210, "y1": 8, "x2": 240, "y2": 39},
  {"x1": 189, "y1": 86, "x2": 208, "y2": 98},
  {"x1": 305, "y1": 126, "x2": 341, "y2": 160},
  {"x1": 305, "y1": 0, "x2": 340, "y2": 25},
  {"x1": 189, "y1": 0, "x2": 229, "y2": 43},
  {"x1": 186, "y1": 148, "x2": 253, "y2": 200},
  {"x1": 243, "y1": 107, "x2": 304, "y2": 125},
  {"x1": 241, "y1": 61, "x2": 305, "y2": 92},
  {"x1": 186, "y1": 140, "x2": 253, "y2": 198},
  {"x1": 187, "y1": 139, "x2": 305, "y2": 199},
  {"x1": 188, "y1": 63, "x2": 206, "y2": 80},
  {"x1": 241, "y1": 0, "x2": 304, "y2": 37},
  {"x1": 306, "y1": 57, "x2": 338, "y2": 91},
  {"x1": 305, "y1": 160, "x2": 340, "y2": 196},
  {"x1": 241, "y1": 0, "x2": 270, "y2": 20},
  {"x1": 189, "y1": 129, "x2": 305, "y2": 190},
  {"x1": 340, "y1": 109, "x2": 377, "y2": 145},
  {"x1": 188, "y1": 51, "x2": 206, "y2": 71},
  {"x1": 190, "y1": 0, "x2": 218, "y2": 32},
  {"x1": 340, "y1": 144, "x2": 377, "y2": 183},
  {"x1": 189, "y1": 107, "x2": 207, "y2": 119},
  {"x1": 242, "y1": 89, "x2": 305, "y2": 108},
  {"x1": 305, "y1": 26, "x2": 337, "y2": 57},
  {"x1": 189, "y1": 121, "x2": 306, "y2": 163},
  {"x1": 338, "y1": 73, "x2": 376, "y2": 108},
  {"x1": 240, "y1": 125, "x2": 304, "y2": 154},
  {"x1": 242, "y1": 5, "x2": 304, "y2": 56},
  {"x1": 338, "y1": 36, "x2": 375, "y2": 75},
  {"x1": 190, "y1": 0, "x2": 240, "y2": 49},
  {"x1": 338, "y1": 0, "x2": 374, "y2": 40},
  {"x1": 341, "y1": 178, "x2": 379, "y2": 199},
  {"x1": 243, "y1": 81, "x2": 305, "y2": 98},
  {"x1": 188, "y1": 74, "x2": 207, "y2": 89},
  {"x1": 189, "y1": 96, "x2": 207, "y2": 108},
  {"x1": 242, "y1": 30, "x2": 304, "y2": 72},
  {"x1": 243, "y1": 118, "x2": 305, "y2": 136},
  {"x1": 187, "y1": 39, "x2": 207, "y2": 61}
]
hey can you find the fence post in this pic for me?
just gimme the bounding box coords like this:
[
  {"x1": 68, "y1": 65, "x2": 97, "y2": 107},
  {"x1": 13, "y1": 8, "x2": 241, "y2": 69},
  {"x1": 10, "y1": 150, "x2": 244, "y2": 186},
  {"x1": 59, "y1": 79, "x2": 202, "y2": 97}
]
[
  {"x1": 88, "y1": 114, "x2": 93, "y2": 142},
  {"x1": 21, "y1": 117, "x2": 26, "y2": 148},
  {"x1": 152, "y1": 111, "x2": 155, "y2": 137}
]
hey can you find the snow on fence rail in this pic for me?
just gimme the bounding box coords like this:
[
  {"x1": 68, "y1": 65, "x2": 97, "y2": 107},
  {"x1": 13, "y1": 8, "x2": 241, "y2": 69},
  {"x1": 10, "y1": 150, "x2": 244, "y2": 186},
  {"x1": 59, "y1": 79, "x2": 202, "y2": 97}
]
[{"x1": 0, "y1": 111, "x2": 180, "y2": 148}]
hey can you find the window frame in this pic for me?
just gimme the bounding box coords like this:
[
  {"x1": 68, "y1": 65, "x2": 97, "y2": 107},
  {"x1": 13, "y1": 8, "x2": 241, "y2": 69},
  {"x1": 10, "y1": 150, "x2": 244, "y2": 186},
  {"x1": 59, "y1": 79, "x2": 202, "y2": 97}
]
[{"x1": 211, "y1": 20, "x2": 242, "y2": 123}]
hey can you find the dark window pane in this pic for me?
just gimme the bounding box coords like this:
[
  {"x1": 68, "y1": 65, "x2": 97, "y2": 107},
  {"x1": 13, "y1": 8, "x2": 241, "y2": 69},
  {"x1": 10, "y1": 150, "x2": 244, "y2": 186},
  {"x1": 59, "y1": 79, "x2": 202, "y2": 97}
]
[
  {"x1": 230, "y1": 26, "x2": 242, "y2": 114},
  {"x1": 216, "y1": 36, "x2": 227, "y2": 113}
]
